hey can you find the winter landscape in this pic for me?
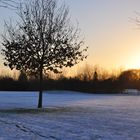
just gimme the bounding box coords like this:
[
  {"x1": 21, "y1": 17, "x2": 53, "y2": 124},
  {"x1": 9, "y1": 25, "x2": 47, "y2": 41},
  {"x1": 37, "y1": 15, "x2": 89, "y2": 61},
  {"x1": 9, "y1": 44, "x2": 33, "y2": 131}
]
[
  {"x1": 1, "y1": 0, "x2": 140, "y2": 139},
  {"x1": 0, "y1": 91, "x2": 140, "y2": 140}
]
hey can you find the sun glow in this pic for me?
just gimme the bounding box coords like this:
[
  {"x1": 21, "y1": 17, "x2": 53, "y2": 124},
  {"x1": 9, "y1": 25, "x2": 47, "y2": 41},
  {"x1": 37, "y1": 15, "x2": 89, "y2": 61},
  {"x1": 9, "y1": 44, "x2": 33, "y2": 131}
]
[{"x1": 125, "y1": 52, "x2": 140, "y2": 70}]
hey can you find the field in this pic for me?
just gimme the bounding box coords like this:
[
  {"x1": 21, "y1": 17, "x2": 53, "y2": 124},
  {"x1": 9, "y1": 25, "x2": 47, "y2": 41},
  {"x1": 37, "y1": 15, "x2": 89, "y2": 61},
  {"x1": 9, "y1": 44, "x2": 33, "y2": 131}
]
[{"x1": 0, "y1": 91, "x2": 139, "y2": 140}]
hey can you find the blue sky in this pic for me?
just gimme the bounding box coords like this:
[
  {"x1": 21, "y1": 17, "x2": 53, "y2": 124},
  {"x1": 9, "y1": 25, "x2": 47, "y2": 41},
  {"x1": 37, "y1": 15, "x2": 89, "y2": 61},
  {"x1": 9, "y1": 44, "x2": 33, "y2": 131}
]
[{"x1": 1, "y1": 0, "x2": 140, "y2": 74}]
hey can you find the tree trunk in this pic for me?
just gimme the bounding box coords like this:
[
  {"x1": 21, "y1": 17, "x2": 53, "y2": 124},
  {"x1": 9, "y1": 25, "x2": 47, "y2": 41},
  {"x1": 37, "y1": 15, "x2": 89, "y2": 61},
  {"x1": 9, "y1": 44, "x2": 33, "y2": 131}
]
[{"x1": 38, "y1": 68, "x2": 43, "y2": 108}]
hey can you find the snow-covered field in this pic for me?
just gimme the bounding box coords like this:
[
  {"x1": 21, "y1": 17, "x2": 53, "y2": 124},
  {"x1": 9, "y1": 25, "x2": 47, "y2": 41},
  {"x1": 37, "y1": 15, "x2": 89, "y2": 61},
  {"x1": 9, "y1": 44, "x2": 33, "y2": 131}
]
[{"x1": 0, "y1": 91, "x2": 140, "y2": 140}]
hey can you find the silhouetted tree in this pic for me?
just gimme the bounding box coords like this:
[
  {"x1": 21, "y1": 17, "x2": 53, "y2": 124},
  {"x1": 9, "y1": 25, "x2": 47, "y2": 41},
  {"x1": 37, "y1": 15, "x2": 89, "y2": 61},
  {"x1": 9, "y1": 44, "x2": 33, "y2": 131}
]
[
  {"x1": 18, "y1": 70, "x2": 27, "y2": 82},
  {"x1": 93, "y1": 70, "x2": 98, "y2": 82},
  {"x1": 119, "y1": 70, "x2": 139, "y2": 82},
  {"x1": 77, "y1": 64, "x2": 93, "y2": 81},
  {"x1": 1, "y1": 0, "x2": 88, "y2": 108}
]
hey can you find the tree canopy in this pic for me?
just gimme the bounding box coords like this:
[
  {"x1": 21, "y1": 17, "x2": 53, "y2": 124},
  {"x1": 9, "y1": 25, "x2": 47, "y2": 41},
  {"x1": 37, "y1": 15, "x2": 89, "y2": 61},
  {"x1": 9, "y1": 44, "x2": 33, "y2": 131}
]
[
  {"x1": 1, "y1": 0, "x2": 88, "y2": 108},
  {"x1": 2, "y1": 0, "x2": 88, "y2": 77}
]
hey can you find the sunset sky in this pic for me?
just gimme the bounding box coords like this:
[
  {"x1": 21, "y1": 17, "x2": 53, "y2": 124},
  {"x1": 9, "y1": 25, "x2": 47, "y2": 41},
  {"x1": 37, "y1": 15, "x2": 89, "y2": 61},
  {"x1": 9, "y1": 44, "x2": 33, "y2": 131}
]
[
  {"x1": 67, "y1": 0, "x2": 140, "y2": 70},
  {"x1": 1, "y1": 0, "x2": 140, "y2": 75}
]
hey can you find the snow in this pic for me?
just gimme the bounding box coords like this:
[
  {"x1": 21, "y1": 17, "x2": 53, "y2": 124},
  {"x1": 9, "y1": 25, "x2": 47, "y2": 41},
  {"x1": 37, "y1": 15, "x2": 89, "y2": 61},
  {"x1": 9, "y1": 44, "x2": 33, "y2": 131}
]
[{"x1": 0, "y1": 91, "x2": 139, "y2": 139}]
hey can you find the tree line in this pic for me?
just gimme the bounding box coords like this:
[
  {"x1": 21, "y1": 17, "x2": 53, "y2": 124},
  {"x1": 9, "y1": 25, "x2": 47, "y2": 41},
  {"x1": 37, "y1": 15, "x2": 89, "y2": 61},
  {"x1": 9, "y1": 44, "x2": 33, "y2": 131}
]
[{"x1": 0, "y1": 68, "x2": 140, "y2": 93}]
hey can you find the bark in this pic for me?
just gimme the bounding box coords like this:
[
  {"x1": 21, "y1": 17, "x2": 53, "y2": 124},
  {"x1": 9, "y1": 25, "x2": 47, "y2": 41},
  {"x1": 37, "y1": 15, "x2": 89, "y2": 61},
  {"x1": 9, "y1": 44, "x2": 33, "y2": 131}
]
[{"x1": 38, "y1": 68, "x2": 43, "y2": 108}]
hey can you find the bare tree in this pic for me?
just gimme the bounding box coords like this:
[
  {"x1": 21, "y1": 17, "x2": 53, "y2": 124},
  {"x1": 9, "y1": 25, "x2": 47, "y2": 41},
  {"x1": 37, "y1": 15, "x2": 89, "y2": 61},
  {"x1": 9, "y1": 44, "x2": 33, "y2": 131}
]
[
  {"x1": 1, "y1": 0, "x2": 88, "y2": 108},
  {"x1": 0, "y1": 0, "x2": 20, "y2": 9}
]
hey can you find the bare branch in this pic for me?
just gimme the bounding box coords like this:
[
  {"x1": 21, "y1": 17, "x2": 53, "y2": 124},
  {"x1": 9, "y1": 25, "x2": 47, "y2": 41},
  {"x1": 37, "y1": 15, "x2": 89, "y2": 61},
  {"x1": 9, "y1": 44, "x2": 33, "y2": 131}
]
[
  {"x1": 1, "y1": 0, "x2": 88, "y2": 108},
  {"x1": 0, "y1": 0, "x2": 25, "y2": 10}
]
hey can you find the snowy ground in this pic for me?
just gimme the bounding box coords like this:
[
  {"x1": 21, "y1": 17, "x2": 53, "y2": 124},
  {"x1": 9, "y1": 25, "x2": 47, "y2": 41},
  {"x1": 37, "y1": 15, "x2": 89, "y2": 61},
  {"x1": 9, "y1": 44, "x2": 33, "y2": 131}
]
[{"x1": 0, "y1": 91, "x2": 139, "y2": 140}]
